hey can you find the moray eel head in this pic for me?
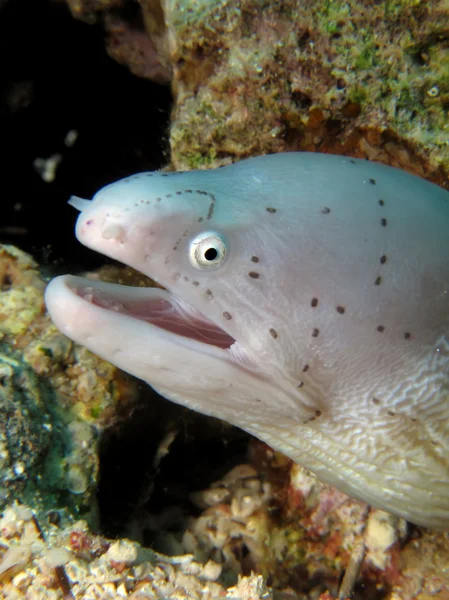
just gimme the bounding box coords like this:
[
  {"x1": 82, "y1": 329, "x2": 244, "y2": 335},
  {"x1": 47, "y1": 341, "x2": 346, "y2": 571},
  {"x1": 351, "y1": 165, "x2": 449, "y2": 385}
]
[{"x1": 45, "y1": 153, "x2": 449, "y2": 528}]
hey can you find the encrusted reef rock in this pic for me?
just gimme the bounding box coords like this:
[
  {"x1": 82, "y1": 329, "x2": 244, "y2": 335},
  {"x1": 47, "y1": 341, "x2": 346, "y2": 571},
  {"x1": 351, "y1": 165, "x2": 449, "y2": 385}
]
[
  {"x1": 0, "y1": 245, "x2": 144, "y2": 527},
  {"x1": 165, "y1": 0, "x2": 449, "y2": 178},
  {"x1": 0, "y1": 351, "x2": 54, "y2": 512},
  {"x1": 66, "y1": 0, "x2": 449, "y2": 182}
]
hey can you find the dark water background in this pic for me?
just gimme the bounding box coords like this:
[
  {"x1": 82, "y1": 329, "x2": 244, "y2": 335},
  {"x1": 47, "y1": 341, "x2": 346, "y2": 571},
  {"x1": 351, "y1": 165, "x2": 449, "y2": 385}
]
[{"x1": 0, "y1": 0, "x2": 171, "y2": 272}]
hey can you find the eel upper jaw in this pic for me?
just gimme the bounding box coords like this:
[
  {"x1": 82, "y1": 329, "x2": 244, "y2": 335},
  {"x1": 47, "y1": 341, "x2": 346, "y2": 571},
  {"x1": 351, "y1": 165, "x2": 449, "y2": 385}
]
[{"x1": 45, "y1": 274, "x2": 248, "y2": 366}]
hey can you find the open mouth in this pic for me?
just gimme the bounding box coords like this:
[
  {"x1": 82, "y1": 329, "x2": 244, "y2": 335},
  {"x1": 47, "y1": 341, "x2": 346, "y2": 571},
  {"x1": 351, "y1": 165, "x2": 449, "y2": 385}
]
[{"x1": 67, "y1": 277, "x2": 236, "y2": 350}]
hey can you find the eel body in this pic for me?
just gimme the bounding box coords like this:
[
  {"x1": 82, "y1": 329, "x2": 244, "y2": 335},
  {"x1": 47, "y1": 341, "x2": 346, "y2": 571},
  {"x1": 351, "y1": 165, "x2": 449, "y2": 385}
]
[{"x1": 45, "y1": 153, "x2": 449, "y2": 528}]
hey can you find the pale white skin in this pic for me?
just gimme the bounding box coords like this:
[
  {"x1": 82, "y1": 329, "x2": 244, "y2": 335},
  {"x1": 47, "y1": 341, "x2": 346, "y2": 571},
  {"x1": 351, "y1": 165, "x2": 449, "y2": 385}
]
[{"x1": 45, "y1": 153, "x2": 449, "y2": 528}]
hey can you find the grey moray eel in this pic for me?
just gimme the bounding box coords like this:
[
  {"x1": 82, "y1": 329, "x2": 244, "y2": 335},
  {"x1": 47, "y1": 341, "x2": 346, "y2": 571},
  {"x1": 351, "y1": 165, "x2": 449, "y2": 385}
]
[{"x1": 45, "y1": 152, "x2": 449, "y2": 528}]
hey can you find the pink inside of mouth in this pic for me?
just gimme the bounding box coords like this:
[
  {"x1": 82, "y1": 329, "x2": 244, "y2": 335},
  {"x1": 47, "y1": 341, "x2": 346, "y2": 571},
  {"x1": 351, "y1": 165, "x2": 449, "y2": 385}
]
[{"x1": 77, "y1": 287, "x2": 236, "y2": 349}]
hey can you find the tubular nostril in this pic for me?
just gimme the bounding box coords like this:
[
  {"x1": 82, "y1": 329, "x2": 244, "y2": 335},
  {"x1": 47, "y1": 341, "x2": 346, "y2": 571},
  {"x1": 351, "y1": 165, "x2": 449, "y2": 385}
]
[{"x1": 68, "y1": 196, "x2": 91, "y2": 211}]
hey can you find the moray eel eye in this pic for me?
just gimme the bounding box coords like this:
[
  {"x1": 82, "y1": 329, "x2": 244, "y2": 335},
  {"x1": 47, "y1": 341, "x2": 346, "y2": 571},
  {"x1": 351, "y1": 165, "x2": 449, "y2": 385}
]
[{"x1": 189, "y1": 231, "x2": 228, "y2": 269}]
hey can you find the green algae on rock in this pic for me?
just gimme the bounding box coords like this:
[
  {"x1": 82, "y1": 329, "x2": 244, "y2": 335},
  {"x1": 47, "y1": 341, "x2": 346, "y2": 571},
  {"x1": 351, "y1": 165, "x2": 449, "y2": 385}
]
[
  {"x1": 166, "y1": 0, "x2": 449, "y2": 178},
  {"x1": 62, "y1": 0, "x2": 449, "y2": 179}
]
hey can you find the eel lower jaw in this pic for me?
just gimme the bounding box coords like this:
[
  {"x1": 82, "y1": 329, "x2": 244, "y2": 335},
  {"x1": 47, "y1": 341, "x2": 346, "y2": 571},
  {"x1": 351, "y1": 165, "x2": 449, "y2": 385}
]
[{"x1": 45, "y1": 275, "x2": 243, "y2": 361}]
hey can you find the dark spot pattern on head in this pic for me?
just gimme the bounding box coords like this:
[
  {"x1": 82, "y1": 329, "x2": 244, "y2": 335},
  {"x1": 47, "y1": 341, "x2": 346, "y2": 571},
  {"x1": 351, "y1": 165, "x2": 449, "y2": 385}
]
[
  {"x1": 249, "y1": 271, "x2": 260, "y2": 279},
  {"x1": 173, "y1": 228, "x2": 189, "y2": 250},
  {"x1": 311, "y1": 298, "x2": 318, "y2": 308},
  {"x1": 251, "y1": 256, "x2": 259, "y2": 263},
  {"x1": 223, "y1": 311, "x2": 232, "y2": 320},
  {"x1": 207, "y1": 194, "x2": 216, "y2": 220},
  {"x1": 377, "y1": 325, "x2": 385, "y2": 332},
  {"x1": 156, "y1": 188, "x2": 216, "y2": 221},
  {"x1": 162, "y1": 170, "x2": 185, "y2": 176},
  {"x1": 269, "y1": 328, "x2": 278, "y2": 339},
  {"x1": 266, "y1": 207, "x2": 277, "y2": 213},
  {"x1": 336, "y1": 305, "x2": 345, "y2": 314},
  {"x1": 312, "y1": 328, "x2": 320, "y2": 337}
]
